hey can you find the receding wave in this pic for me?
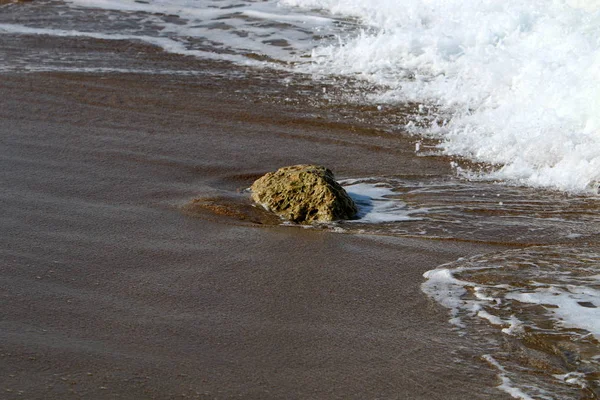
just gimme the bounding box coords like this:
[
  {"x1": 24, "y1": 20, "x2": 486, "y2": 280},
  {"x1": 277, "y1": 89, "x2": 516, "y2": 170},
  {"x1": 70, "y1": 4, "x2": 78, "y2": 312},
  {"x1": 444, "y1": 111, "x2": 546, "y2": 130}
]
[
  {"x1": 4, "y1": 0, "x2": 600, "y2": 193},
  {"x1": 423, "y1": 244, "x2": 600, "y2": 398},
  {"x1": 283, "y1": 0, "x2": 600, "y2": 194}
]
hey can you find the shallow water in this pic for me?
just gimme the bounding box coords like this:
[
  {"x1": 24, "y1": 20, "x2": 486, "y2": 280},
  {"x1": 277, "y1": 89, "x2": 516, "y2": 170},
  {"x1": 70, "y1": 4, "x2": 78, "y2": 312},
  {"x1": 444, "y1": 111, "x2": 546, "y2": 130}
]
[
  {"x1": 342, "y1": 179, "x2": 600, "y2": 397},
  {"x1": 2, "y1": 0, "x2": 600, "y2": 398},
  {"x1": 339, "y1": 178, "x2": 600, "y2": 245},
  {"x1": 0, "y1": 0, "x2": 344, "y2": 70},
  {"x1": 284, "y1": 0, "x2": 600, "y2": 194},
  {"x1": 423, "y1": 245, "x2": 600, "y2": 398},
  {"x1": 3, "y1": 0, "x2": 600, "y2": 192}
]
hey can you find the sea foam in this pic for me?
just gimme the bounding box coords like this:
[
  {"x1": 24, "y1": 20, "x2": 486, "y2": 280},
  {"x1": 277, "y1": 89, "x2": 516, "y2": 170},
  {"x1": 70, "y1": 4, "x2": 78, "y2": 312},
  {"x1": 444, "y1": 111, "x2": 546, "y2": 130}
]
[
  {"x1": 7, "y1": 0, "x2": 600, "y2": 193},
  {"x1": 282, "y1": 0, "x2": 600, "y2": 193},
  {"x1": 342, "y1": 180, "x2": 423, "y2": 223},
  {"x1": 422, "y1": 244, "x2": 600, "y2": 397}
]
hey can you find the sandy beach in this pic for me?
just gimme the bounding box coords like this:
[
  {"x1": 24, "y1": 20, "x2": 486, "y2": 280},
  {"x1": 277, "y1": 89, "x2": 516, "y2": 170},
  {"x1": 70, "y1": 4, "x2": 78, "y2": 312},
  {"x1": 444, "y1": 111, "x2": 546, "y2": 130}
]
[
  {"x1": 0, "y1": 69, "x2": 517, "y2": 399},
  {"x1": 4, "y1": 0, "x2": 600, "y2": 396}
]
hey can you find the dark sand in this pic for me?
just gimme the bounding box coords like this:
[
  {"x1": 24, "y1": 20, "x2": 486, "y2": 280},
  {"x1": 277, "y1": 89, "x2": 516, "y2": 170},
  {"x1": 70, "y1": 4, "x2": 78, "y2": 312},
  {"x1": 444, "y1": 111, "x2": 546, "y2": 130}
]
[{"x1": 0, "y1": 71, "x2": 514, "y2": 399}]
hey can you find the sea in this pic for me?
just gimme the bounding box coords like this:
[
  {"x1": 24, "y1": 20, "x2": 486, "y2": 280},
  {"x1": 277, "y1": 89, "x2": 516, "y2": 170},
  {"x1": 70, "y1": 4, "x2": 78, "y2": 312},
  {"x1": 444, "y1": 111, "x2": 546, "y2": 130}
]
[{"x1": 1, "y1": 0, "x2": 600, "y2": 397}]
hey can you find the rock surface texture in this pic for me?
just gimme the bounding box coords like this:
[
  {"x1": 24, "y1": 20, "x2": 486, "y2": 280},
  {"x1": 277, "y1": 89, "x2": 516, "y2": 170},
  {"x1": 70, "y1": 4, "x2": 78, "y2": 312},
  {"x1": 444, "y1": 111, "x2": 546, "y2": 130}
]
[{"x1": 250, "y1": 165, "x2": 357, "y2": 223}]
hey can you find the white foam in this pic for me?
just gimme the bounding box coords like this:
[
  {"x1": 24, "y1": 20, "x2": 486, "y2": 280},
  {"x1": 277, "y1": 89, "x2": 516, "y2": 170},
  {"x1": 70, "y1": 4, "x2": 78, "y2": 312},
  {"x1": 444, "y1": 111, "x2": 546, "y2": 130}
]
[
  {"x1": 12, "y1": 0, "x2": 600, "y2": 193},
  {"x1": 282, "y1": 0, "x2": 600, "y2": 194},
  {"x1": 501, "y1": 317, "x2": 523, "y2": 336},
  {"x1": 0, "y1": 23, "x2": 264, "y2": 66},
  {"x1": 482, "y1": 355, "x2": 537, "y2": 400},
  {"x1": 423, "y1": 249, "x2": 600, "y2": 339},
  {"x1": 342, "y1": 181, "x2": 423, "y2": 223},
  {"x1": 60, "y1": 0, "x2": 339, "y2": 66},
  {"x1": 422, "y1": 246, "x2": 600, "y2": 397},
  {"x1": 421, "y1": 266, "x2": 472, "y2": 327},
  {"x1": 506, "y1": 285, "x2": 600, "y2": 340},
  {"x1": 477, "y1": 310, "x2": 505, "y2": 326}
]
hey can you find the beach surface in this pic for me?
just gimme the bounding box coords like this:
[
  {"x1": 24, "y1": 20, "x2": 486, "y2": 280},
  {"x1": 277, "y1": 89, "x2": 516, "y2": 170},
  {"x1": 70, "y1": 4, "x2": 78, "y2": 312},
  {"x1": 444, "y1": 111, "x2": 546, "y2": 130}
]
[{"x1": 0, "y1": 69, "x2": 514, "y2": 399}]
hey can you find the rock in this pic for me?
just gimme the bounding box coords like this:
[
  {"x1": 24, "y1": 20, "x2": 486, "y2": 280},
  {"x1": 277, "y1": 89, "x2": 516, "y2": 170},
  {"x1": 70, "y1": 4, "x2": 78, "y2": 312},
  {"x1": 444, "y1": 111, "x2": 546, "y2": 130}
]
[{"x1": 250, "y1": 164, "x2": 357, "y2": 223}]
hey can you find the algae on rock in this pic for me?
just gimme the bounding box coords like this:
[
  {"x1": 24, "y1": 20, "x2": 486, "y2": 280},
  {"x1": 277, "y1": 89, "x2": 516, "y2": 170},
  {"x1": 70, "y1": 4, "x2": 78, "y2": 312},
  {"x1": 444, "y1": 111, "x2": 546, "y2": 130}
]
[{"x1": 250, "y1": 164, "x2": 357, "y2": 223}]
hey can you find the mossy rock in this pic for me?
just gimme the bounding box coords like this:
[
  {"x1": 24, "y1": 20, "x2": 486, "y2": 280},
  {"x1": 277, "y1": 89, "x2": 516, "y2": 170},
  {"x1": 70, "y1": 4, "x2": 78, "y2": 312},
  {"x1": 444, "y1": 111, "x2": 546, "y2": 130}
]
[{"x1": 250, "y1": 165, "x2": 357, "y2": 223}]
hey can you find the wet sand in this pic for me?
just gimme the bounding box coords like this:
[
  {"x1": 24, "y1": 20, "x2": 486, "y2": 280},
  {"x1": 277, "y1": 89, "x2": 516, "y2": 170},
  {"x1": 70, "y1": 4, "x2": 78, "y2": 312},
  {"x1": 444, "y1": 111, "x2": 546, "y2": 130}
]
[{"x1": 0, "y1": 70, "x2": 514, "y2": 399}]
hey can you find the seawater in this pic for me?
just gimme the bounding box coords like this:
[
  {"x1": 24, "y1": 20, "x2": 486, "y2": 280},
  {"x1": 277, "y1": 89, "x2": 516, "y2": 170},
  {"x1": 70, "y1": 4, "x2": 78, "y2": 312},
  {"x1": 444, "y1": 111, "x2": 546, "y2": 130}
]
[
  {"x1": 2, "y1": 0, "x2": 599, "y2": 192},
  {"x1": 2, "y1": 0, "x2": 600, "y2": 397},
  {"x1": 0, "y1": 0, "x2": 343, "y2": 67},
  {"x1": 284, "y1": 0, "x2": 600, "y2": 194},
  {"x1": 423, "y1": 245, "x2": 600, "y2": 398}
]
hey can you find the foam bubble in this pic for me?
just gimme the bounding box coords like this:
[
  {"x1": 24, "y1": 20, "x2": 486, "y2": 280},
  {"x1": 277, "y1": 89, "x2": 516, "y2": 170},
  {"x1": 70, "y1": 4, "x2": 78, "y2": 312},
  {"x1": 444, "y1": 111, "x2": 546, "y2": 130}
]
[
  {"x1": 282, "y1": 0, "x2": 600, "y2": 194},
  {"x1": 60, "y1": 0, "x2": 341, "y2": 66},
  {"x1": 482, "y1": 355, "x2": 537, "y2": 400},
  {"x1": 0, "y1": 23, "x2": 260, "y2": 65},
  {"x1": 506, "y1": 285, "x2": 600, "y2": 340},
  {"x1": 342, "y1": 181, "x2": 424, "y2": 223},
  {"x1": 422, "y1": 245, "x2": 600, "y2": 397}
]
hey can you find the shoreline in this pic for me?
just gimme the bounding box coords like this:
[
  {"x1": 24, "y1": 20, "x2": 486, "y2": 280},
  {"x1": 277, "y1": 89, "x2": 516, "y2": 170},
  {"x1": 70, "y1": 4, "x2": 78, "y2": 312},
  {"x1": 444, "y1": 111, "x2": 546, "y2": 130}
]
[
  {"x1": 0, "y1": 69, "x2": 516, "y2": 398},
  {"x1": 3, "y1": 0, "x2": 600, "y2": 396}
]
